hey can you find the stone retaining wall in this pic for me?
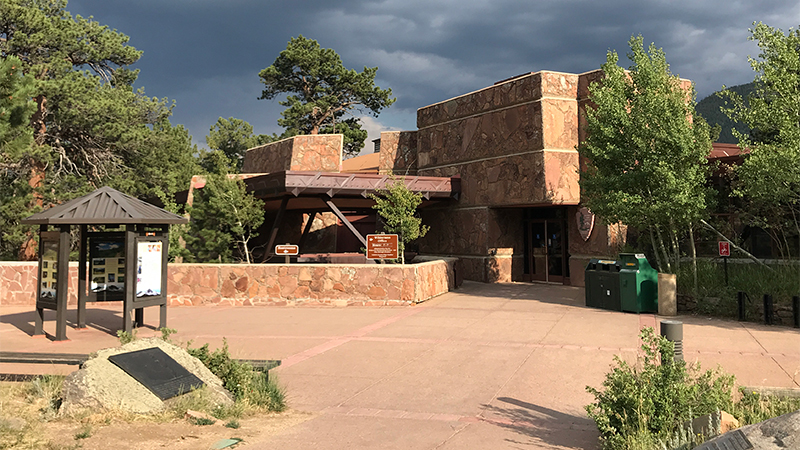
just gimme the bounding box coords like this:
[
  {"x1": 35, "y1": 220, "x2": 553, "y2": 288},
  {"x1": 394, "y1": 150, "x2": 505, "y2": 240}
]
[
  {"x1": 0, "y1": 258, "x2": 459, "y2": 307},
  {"x1": 1, "y1": 262, "x2": 80, "y2": 306}
]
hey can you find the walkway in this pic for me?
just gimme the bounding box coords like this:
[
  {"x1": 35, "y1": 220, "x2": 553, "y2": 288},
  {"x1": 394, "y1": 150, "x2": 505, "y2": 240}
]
[{"x1": 1, "y1": 281, "x2": 798, "y2": 449}]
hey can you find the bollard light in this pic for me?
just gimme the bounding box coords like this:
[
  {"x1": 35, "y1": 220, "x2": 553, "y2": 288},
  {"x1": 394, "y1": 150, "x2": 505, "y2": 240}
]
[
  {"x1": 660, "y1": 320, "x2": 684, "y2": 362},
  {"x1": 763, "y1": 294, "x2": 774, "y2": 325},
  {"x1": 737, "y1": 291, "x2": 746, "y2": 322}
]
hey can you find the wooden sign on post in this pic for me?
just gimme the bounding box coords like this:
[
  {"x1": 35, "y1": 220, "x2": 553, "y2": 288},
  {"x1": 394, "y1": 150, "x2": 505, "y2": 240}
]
[
  {"x1": 275, "y1": 244, "x2": 299, "y2": 264},
  {"x1": 366, "y1": 234, "x2": 399, "y2": 260}
]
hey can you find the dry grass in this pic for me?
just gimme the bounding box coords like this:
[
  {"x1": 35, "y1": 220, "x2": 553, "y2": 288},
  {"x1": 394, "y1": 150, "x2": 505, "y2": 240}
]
[{"x1": 1, "y1": 376, "x2": 300, "y2": 450}]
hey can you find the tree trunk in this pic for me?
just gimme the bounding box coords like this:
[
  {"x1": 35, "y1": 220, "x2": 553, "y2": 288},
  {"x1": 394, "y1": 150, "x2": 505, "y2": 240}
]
[
  {"x1": 699, "y1": 219, "x2": 773, "y2": 271},
  {"x1": 656, "y1": 225, "x2": 672, "y2": 273},
  {"x1": 19, "y1": 95, "x2": 49, "y2": 261},
  {"x1": 689, "y1": 223, "x2": 698, "y2": 295},
  {"x1": 650, "y1": 227, "x2": 664, "y2": 272}
]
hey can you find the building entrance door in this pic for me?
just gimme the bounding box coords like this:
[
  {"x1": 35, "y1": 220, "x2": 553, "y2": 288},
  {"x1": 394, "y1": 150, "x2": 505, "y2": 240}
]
[{"x1": 528, "y1": 220, "x2": 566, "y2": 283}]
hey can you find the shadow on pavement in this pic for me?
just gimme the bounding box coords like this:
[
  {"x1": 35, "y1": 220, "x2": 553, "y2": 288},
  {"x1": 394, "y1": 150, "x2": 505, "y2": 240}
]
[
  {"x1": 450, "y1": 281, "x2": 586, "y2": 307},
  {"x1": 0, "y1": 307, "x2": 135, "y2": 338},
  {"x1": 480, "y1": 396, "x2": 599, "y2": 449}
]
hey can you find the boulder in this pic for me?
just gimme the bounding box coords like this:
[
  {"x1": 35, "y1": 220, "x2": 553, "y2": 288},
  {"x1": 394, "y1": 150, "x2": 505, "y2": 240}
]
[
  {"x1": 685, "y1": 410, "x2": 740, "y2": 438},
  {"x1": 61, "y1": 338, "x2": 233, "y2": 415},
  {"x1": 697, "y1": 409, "x2": 800, "y2": 450}
]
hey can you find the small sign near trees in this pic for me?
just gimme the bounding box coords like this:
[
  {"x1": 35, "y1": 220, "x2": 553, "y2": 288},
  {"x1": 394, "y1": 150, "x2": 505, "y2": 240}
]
[
  {"x1": 275, "y1": 244, "x2": 299, "y2": 256},
  {"x1": 718, "y1": 241, "x2": 731, "y2": 257},
  {"x1": 366, "y1": 234, "x2": 398, "y2": 260}
]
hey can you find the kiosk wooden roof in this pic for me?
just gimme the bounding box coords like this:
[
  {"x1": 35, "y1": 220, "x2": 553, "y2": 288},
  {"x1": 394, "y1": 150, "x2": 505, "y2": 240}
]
[{"x1": 22, "y1": 186, "x2": 188, "y2": 226}]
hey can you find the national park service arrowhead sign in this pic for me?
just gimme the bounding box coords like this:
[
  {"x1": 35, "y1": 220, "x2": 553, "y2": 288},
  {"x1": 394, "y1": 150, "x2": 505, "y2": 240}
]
[{"x1": 576, "y1": 207, "x2": 595, "y2": 242}]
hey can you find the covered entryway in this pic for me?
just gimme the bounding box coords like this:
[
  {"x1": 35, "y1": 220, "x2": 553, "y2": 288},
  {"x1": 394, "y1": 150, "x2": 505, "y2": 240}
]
[{"x1": 524, "y1": 208, "x2": 570, "y2": 284}]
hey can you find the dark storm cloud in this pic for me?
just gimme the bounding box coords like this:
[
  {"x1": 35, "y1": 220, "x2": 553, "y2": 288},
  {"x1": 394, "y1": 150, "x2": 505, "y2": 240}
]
[{"x1": 64, "y1": 0, "x2": 800, "y2": 149}]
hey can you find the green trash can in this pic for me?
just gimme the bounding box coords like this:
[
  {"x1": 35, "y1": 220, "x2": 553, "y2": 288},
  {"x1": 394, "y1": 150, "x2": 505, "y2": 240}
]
[
  {"x1": 618, "y1": 253, "x2": 658, "y2": 313},
  {"x1": 585, "y1": 259, "x2": 621, "y2": 311}
]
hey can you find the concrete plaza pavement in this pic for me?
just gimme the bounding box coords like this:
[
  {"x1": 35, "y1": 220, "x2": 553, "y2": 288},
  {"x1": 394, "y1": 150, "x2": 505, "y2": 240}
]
[{"x1": 2, "y1": 281, "x2": 799, "y2": 449}]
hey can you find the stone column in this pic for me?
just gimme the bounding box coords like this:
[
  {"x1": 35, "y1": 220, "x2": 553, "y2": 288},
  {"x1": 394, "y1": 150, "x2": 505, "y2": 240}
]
[{"x1": 658, "y1": 273, "x2": 677, "y2": 316}]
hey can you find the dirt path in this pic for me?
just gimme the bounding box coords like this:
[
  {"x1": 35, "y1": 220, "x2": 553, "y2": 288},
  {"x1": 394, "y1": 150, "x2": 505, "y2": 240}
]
[{"x1": 40, "y1": 410, "x2": 313, "y2": 450}]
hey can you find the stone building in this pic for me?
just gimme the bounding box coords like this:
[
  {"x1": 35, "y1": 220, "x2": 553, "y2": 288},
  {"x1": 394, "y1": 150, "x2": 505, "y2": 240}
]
[
  {"x1": 392, "y1": 69, "x2": 624, "y2": 286},
  {"x1": 232, "y1": 68, "x2": 644, "y2": 287}
]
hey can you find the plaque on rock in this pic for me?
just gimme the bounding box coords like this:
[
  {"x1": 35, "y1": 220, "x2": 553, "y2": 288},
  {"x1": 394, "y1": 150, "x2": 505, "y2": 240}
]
[
  {"x1": 695, "y1": 429, "x2": 753, "y2": 450},
  {"x1": 108, "y1": 347, "x2": 204, "y2": 400}
]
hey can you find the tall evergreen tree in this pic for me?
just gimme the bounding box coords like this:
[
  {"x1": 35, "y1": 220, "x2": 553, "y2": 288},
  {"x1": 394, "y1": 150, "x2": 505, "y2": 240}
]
[
  {"x1": 259, "y1": 35, "x2": 395, "y2": 157},
  {"x1": 205, "y1": 117, "x2": 275, "y2": 170},
  {"x1": 0, "y1": 0, "x2": 198, "y2": 259},
  {"x1": 184, "y1": 152, "x2": 265, "y2": 263}
]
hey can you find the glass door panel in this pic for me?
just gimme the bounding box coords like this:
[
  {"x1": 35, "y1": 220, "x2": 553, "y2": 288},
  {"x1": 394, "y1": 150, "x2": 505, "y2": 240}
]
[
  {"x1": 530, "y1": 222, "x2": 546, "y2": 282},
  {"x1": 547, "y1": 221, "x2": 564, "y2": 283}
]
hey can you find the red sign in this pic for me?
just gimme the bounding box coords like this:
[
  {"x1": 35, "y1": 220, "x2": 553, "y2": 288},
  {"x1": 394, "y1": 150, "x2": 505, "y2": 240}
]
[
  {"x1": 366, "y1": 234, "x2": 399, "y2": 260},
  {"x1": 275, "y1": 244, "x2": 299, "y2": 256},
  {"x1": 718, "y1": 241, "x2": 731, "y2": 257}
]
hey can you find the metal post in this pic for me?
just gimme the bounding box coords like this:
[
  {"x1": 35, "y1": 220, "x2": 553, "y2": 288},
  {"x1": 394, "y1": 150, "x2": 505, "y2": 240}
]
[
  {"x1": 123, "y1": 224, "x2": 136, "y2": 334},
  {"x1": 77, "y1": 225, "x2": 88, "y2": 328},
  {"x1": 33, "y1": 224, "x2": 46, "y2": 337},
  {"x1": 159, "y1": 303, "x2": 167, "y2": 329},
  {"x1": 723, "y1": 257, "x2": 728, "y2": 286},
  {"x1": 793, "y1": 296, "x2": 800, "y2": 328},
  {"x1": 54, "y1": 225, "x2": 70, "y2": 341},
  {"x1": 763, "y1": 294, "x2": 774, "y2": 325},
  {"x1": 737, "y1": 291, "x2": 746, "y2": 322},
  {"x1": 660, "y1": 320, "x2": 684, "y2": 362}
]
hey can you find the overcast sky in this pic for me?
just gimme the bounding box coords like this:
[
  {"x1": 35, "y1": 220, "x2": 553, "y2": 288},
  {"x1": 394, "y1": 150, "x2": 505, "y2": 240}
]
[{"x1": 65, "y1": 0, "x2": 800, "y2": 155}]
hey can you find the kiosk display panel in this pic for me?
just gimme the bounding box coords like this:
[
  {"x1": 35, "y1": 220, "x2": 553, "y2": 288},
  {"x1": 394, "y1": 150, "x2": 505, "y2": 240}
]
[
  {"x1": 38, "y1": 234, "x2": 60, "y2": 305},
  {"x1": 88, "y1": 235, "x2": 125, "y2": 301}
]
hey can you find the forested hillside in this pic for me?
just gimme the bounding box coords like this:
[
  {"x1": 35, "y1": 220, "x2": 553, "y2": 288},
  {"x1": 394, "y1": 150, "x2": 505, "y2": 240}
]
[{"x1": 695, "y1": 82, "x2": 754, "y2": 144}]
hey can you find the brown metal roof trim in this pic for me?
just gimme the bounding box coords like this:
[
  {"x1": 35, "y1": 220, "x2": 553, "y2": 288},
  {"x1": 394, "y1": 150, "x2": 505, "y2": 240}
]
[
  {"x1": 245, "y1": 171, "x2": 460, "y2": 201},
  {"x1": 21, "y1": 186, "x2": 189, "y2": 225}
]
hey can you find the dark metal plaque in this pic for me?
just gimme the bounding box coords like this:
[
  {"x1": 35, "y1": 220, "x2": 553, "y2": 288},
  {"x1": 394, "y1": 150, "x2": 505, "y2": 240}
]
[
  {"x1": 108, "y1": 347, "x2": 204, "y2": 400},
  {"x1": 695, "y1": 430, "x2": 753, "y2": 450}
]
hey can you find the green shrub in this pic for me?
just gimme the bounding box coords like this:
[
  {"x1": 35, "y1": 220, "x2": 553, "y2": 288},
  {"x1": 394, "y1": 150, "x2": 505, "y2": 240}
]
[
  {"x1": 186, "y1": 339, "x2": 252, "y2": 400},
  {"x1": 732, "y1": 389, "x2": 800, "y2": 425},
  {"x1": 159, "y1": 327, "x2": 178, "y2": 342},
  {"x1": 211, "y1": 402, "x2": 245, "y2": 420},
  {"x1": 585, "y1": 328, "x2": 734, "y2": 450},
  {"x1": 116, "y1": 329, "x2": 138, "y2": 345},
  {"x1": 189, "y1": 417, "x2": 215, "y2": 426},
  {"x1": 167, "y1": 387, "x2": 215, "y2": 417},
  {"x1": 73, "y1": 424, "x2": 92, "y2": 440},
  {"x1": 186, "y1": 339, "x2": 286, "y2": 412},
  {"x1": 245, "y1": 373, "x2": 286, "y2": 412}
]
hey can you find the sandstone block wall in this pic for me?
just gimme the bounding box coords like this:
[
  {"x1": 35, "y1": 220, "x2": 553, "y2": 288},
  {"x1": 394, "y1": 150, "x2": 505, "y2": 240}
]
[
  {"x1": 1, "y1": 262, "x2": 79, "y2": 306},
  {"x1": 166, "y1": 259, "x2": 458, "y2": 306},
  {"x1": 567, "y1": 205, "x2": 629, "y2": 287},
  {"x1": 418, "y1": 207, "x2": 524, "y2": 282},
  {"x1": 1, "y1": 259, "x2": 458, "y2": 307},
  {"x1": 242, "y1": 135, "x2": 343, "y2": 173},
  {"x1": 409, "y1": 71, "x2": 583, "y2": 283},
  {"x1": 378, "y1": 131, "x2": 418, "y2": 175}
]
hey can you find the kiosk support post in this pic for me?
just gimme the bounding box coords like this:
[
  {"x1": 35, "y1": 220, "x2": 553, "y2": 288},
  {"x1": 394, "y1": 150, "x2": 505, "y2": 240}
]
[
  {"x1": 33, "y1": 225, "x2": 46, "y2": 336},
  {"x1": 77, "y1": 225, "x2": 88, "y2": 328},
  {"x1": 54, "y1": 225, "x2": 70, "y2": 341}
]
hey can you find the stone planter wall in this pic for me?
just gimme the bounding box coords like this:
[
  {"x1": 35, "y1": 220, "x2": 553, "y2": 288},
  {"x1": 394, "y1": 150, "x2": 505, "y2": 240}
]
[
  {"x1": 1, "y1": 258, "x2": 459, "y2": 307},
  {"x1": 1, "y1": 261, "x2": 79, "y2": 306}
]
